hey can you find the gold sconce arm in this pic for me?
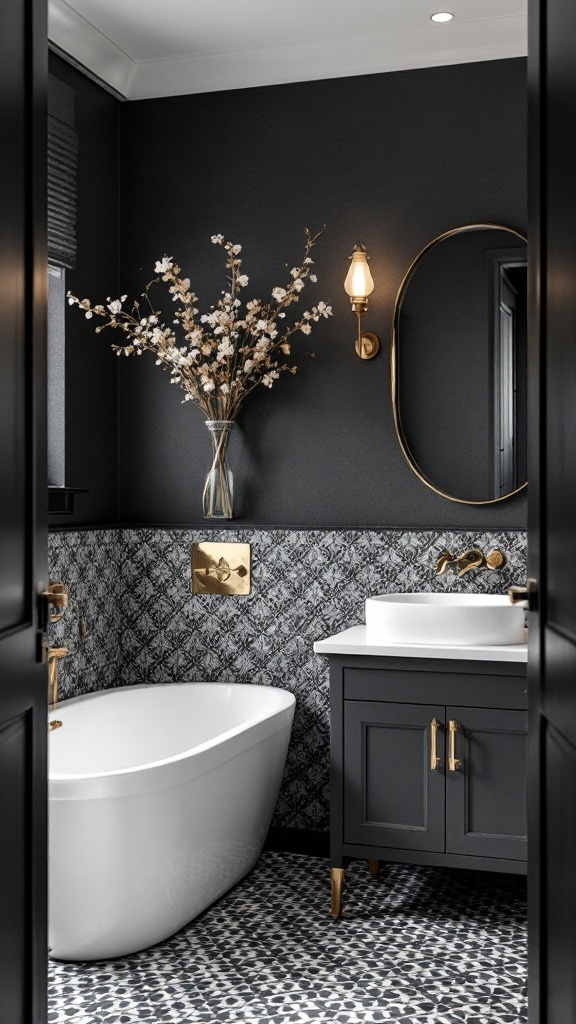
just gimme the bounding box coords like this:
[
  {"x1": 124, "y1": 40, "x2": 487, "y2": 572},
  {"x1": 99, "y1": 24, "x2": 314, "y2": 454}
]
[{"x1": 352, "y1": 298, "x2": 367, "y2": 352}]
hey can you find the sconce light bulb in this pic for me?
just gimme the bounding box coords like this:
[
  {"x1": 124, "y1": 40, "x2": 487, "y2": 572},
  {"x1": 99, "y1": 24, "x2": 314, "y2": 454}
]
[{"x1": 344, "y1": 244, "x2": 375, "y2": 299}]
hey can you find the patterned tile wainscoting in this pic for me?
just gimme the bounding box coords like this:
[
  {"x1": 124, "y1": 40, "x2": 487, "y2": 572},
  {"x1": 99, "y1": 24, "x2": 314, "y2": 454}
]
[{"x1": 48, "y1": 528, "x2": 527, "y2": 832}]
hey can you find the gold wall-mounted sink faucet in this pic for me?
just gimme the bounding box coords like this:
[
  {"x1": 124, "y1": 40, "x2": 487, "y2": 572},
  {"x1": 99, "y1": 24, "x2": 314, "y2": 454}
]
[{"x1": 435, "y1": 547, "x2": 506, "y2": 578}]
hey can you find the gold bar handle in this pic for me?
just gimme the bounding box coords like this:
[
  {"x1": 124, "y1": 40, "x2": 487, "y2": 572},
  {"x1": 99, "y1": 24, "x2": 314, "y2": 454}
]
[
  {"x1": 448, "y1": 719, "x2": 461, "y2": 771},
  {"x1": 430, "y1": 718, "x2": 441, "y2": 770}
]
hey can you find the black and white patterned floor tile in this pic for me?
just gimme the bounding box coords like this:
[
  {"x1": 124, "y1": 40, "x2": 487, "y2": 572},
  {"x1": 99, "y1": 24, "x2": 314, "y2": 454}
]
[{"x1": 48, "y1": 852, "x2": 527, "y2": 1024}]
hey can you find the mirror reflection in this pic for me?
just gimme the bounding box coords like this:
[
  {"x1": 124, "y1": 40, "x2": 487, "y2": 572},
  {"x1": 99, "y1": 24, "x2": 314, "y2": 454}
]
[{"x1": 392, "y1": 225, "x2": 528, "y2": 505}]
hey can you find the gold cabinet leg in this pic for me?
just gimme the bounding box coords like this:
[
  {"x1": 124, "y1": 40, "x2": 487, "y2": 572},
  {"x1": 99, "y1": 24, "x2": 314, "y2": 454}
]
[
  {"x1": 331, "y1": 867, "x2": 346, "y2": 918},
  {"x1": 368, "y1": 858, "x2": 380, "y2": 878}
]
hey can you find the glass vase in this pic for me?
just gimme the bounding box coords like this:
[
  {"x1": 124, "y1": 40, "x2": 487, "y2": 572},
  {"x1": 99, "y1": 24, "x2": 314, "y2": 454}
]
[{"x1": 202, "y1": 420, "x2": 234, "y2": 519}]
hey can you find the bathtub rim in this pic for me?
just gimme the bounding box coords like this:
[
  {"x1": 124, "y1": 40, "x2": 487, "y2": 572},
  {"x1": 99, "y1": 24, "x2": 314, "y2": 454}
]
[{"x1": 48, "y1": 681, "x2": 295, "y2": 784}]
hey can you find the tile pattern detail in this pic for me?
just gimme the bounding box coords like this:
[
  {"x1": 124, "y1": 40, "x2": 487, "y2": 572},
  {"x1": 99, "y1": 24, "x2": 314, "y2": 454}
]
[
  {"x1": 48, "y1": 852, "x2": 528, "y2": 1024},
  {"x1": 48, "y1": 528, "x2": 527, "y2": 831}
]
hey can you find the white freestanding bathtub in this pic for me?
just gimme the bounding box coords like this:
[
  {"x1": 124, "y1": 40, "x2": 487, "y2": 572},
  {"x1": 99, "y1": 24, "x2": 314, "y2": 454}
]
[{"x1": 48, "y1": 682, "x2": 295, "y2": 961}]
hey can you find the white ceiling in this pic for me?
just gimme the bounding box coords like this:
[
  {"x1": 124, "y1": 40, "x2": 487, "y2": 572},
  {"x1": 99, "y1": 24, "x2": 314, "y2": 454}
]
[{"x1": 48, "y1": 0, "x2": 528, "y2": 101}]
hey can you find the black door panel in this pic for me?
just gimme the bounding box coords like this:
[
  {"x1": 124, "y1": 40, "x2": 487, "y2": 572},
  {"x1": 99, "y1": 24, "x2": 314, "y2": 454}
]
[
  {"x1": 0, "y1": 0, "x2": 48, "y2": 1020},
  {"x1": 529, "y1": 0, "x2": 576, "y2": 1018},
  {"x1": 544, "y1": 724, "x2": 576, "y2": 1024}
]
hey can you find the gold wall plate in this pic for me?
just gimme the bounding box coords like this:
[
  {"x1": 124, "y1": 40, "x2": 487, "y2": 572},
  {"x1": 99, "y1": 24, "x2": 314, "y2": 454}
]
[{"x1": 192, "y1": 542, "x2": 251, "y2": 595}]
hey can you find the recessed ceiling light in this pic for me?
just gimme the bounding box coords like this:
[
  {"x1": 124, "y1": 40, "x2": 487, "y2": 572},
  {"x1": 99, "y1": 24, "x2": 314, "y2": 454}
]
[{"x1": 431, "y1": 11, "x2": 454, "y2": 22}]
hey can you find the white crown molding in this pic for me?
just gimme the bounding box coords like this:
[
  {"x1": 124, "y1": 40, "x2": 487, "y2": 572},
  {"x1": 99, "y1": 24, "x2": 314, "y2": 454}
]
[
  {"x1": 49, "y1": 0, "x2": 135, "y2": 97},
  {"x1": 49, "y1": 0, "x2": 527, "y2": 102}
]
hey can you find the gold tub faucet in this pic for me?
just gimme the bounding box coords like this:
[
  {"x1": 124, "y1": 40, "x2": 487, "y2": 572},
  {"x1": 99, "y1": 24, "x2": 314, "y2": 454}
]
[
  {"x1": 43, "y1": 580, "x2": 86, "y2": 708},
  {"x1": 48, "y1": 646, "x2": 69, "y2": 706}
]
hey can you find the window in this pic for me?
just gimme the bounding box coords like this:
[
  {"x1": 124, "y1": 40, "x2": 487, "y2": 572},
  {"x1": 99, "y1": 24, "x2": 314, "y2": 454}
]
[
  {"x1": 47, "y1": 264, "x2": 66, "y2": 486},
  {"x1": 47, "y1": 74, "x2": 77, "y2": 501}
]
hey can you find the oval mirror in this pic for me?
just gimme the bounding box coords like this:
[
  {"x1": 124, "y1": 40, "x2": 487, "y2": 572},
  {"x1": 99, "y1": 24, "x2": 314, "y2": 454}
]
[{"x1": 391, "y1": 224, "x2": 528, "y2": 505}]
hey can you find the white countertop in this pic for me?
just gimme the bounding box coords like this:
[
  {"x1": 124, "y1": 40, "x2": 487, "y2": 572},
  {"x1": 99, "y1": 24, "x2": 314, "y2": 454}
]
[{"x1": 313, "y1": 625, "x2": 528, "y2": 662}]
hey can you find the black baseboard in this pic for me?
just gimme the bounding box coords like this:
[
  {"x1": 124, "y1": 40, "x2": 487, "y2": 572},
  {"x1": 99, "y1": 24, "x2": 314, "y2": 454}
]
[{"x1": 264, "y1": 826, "x2": 330, "y2": 858}]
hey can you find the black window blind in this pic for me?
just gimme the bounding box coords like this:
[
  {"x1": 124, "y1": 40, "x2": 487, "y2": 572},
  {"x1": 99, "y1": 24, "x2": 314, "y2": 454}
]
[{"x1": 48, "y1": 75, "x2": 77, "y2": 270}]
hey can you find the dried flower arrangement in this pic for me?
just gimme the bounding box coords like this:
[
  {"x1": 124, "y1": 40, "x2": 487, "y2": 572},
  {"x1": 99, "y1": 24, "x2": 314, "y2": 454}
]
[
  {"x1": 67, "y1": 229, "x2": 332, "y2": 518},
  {"x1": 67, "y1": 228, "x2": 332, "y2": 419}
]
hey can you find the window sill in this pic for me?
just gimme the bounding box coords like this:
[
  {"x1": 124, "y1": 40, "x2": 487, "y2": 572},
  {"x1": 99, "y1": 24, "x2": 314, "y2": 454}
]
[{"x1": 48, "y1": 486, "x2": 88, "y2": 515}]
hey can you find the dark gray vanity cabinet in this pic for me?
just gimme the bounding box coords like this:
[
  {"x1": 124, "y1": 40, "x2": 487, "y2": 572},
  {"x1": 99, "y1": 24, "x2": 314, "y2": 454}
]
[
  {"x1": 444, "y1": 705, "x2": 527, "y2": 860},
  {"x1": 343, "y1": 700, "x2": 446, "y2": 853},
  {"x1": 328, "y1": 655, "x2": 527, "y2": 914}
]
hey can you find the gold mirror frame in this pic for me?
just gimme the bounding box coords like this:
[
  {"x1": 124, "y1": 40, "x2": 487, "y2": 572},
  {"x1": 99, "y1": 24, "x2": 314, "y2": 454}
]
[{"x1": 391, "y1": 223, "x2": 528, "y2": 506}]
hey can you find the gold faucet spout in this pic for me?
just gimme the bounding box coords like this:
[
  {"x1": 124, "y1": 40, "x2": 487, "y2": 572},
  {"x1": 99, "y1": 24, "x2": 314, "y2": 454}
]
[
  {"x1": 434, "y1": 546, "x2": 506, "y2": 577},
  {"x1": 454, "y1": 549, "x2": 486, "y2": 577},
  {"x1": 48, "y1": 646, "x2": 69, "y2": 706}
]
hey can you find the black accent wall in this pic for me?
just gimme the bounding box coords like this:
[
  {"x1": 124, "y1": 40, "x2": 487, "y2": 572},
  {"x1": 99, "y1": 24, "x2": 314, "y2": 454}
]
[
  {"x1": 48, "y1": 53, "x2": 120, "y2": 528},
  {"x1": 51, "y1": 56, "x2": 528, "y2": 529}
]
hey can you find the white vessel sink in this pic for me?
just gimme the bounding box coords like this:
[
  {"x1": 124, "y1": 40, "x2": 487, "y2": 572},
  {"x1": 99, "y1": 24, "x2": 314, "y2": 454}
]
[{"x1": 365, "y1": 593, "x2": 527, "y2": 647}]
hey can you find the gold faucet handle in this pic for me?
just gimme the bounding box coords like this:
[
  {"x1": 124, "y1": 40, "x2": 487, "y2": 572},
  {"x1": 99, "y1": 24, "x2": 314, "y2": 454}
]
[{"x1": 486, "y1": 549, "x2": 506, "y2": 571}]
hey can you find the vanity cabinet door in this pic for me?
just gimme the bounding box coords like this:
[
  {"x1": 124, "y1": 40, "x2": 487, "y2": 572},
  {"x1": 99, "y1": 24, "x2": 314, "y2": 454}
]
[
  {"x1": 343, "y1": 701, "x2": 445, "y2": 851},
  {"x1": 445, "y1": 706, "x2": 527, "y2": 861}
]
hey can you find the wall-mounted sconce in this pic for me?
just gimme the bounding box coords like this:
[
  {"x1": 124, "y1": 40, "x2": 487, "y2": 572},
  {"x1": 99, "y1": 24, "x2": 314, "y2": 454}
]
[{"x1": 344, "y1": 242, "x2": 380, "y2": 360}]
